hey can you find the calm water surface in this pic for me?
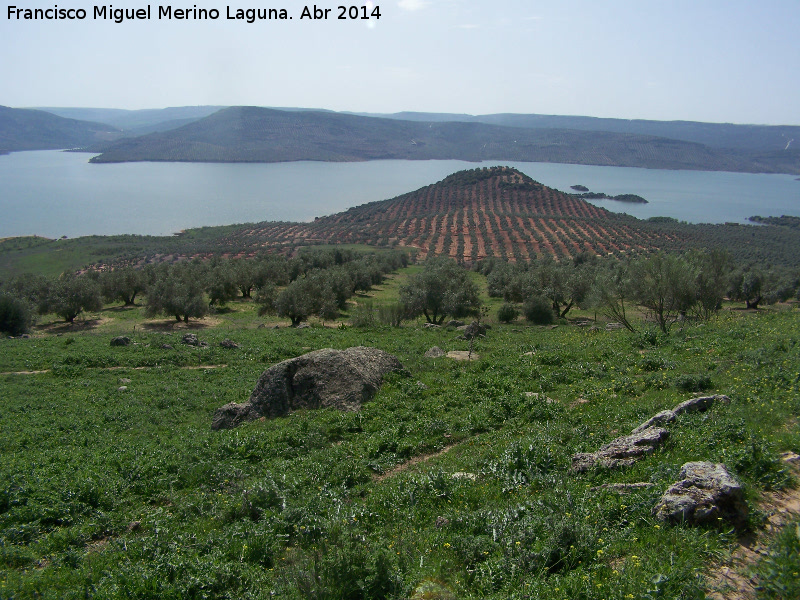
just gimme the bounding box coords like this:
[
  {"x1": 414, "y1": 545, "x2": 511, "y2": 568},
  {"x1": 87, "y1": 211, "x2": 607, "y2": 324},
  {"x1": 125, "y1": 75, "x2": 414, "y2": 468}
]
[{"x1": 1, "y1": 151, "x2": 798, "y2": 238}]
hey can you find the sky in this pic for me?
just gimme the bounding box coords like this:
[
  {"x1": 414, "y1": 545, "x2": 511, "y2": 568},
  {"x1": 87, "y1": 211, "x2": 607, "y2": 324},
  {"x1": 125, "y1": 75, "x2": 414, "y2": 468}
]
[{"x1": 2, "y1": 0, "x2": 799, "y2": 124}]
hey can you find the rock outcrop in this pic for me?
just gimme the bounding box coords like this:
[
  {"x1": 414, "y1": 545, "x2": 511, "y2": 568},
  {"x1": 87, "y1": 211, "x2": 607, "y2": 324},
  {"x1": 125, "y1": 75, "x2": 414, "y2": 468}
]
[
  {"x1": 631, "y1": 410, "x2": 677, "y2": 434},
  {"x1": 672, "y1": 394, "x2": 730, "y2": 416},
  {"x1": 211, "y1": 347, "x2": 404, "y2": 430},
  {"x1": 653, "y1": 462, "x2": 746, "y2": 526},
  {"x1": 424, "y1": 346, "x2": 446, "y2": 358},
  {"x1": 571, "y1": 427, "x2": 669, "y2": 472},
  {"x1": 110, "y1": 336, "x2": 131, "y2": 347},
  {"x1": 630, "y1": 395, "x2": 730, "y2": 434}
]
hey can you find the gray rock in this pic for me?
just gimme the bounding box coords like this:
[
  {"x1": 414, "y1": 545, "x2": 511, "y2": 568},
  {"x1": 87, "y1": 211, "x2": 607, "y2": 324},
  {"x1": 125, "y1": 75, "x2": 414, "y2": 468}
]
[
  {"x1": 119, "y1": 378, "x2": 131, "y2": 384},
  {"x1": 211, "y1": 346, "x2": 404, "y2": 430},
  {"x1": 631, "y1": 410, "x2": 677, "y2": 434},
  {"x1": 423, "y1": 322, "x2": 441, "y2": 329},
  {"x1": 296, "y1": 323, "x2": 311, "y2": 329},
  {"x1": 220, "y1": 339, "x2": 239, "y2": 349},
  {"x1": 653, "y1": 462, "x2": 746, "y2": 526},
  {"x1": 160, "y1": 343, "x2": 174, "y2": 350},
  {"x1": 424, "y1": 346, "x2": 446, "y2": 358},
  {"x1": 672, "y1": 394, "x2": 730, "y2": 415},
  {"x1": 181, "y1": 333, "x2": 200, "y2": 346},
  {"x1": 460, "y1": 321, "x2": 487, "y2": 340},
  {"x1": 571, "y1": 427, "x2": 669, "y2": 472},
  {"x1": 446, "y1": 320, "x2": 465, "y2": 328},
  {"x1": 605, "y1": 322, "x2": 625, "y2": 331},
  {"x1": 110, "y1": 336, "x2": 131, "y2": 347},
  {"x1": 118, "y1": 386, "x2": 128, "y2": 392}
]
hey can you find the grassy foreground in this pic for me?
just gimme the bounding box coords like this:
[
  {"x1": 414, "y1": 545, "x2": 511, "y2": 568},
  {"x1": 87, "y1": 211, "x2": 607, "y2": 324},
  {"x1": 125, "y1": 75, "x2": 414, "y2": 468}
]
[{"x1": 1, "y1": 302, "x2": 799, "y2": 598}]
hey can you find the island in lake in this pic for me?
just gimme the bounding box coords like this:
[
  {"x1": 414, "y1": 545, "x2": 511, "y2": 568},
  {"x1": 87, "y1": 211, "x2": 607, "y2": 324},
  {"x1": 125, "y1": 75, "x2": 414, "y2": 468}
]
[{"x1": 573, "y1": 190, "x2": 649, "y2": 203}]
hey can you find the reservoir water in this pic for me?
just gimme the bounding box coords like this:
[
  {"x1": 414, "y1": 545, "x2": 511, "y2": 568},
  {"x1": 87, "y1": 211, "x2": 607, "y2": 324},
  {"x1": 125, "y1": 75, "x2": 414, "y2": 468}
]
[{"x1": 1, "y1": 150, "x2": 798, "y2": 238}]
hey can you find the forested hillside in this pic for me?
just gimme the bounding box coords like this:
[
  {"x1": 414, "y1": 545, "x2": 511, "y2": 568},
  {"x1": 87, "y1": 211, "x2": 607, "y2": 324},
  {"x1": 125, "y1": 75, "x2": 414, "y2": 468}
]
[
  {"x1": 86, "y1": 107, "x2": 799, "y2": 174},
  {"x1": 0, "y1": 106, "x2": 120, "y2": 152}
]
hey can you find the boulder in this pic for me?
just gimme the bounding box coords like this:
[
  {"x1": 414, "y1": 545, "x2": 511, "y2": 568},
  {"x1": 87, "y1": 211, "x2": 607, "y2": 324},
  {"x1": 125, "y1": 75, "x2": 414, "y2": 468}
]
[
  {"x1": 211, "y1": 347, "x2": 404, "y2": 429},
  {"x1": 672, "y1": 394, "x2": 730, "y2": 416},
  {"x1": 110, "y1": 336, "x2": 131, "y2": 347},
  {"x1": 423, "y1": 322, "x2": 441, "y2": 329},
  {"x1": 571, "y1": 427, "x2": 669, "y2": 472},
  {"x1": 161, "y1": 343, "x2": 174, "y2": 350},
  {"x1": 446, "y1": 320, "x2": 465, "y2": 328},
  {"x1": 631, "y1": 409, "x2": 677, "y2": 434},
  {"x1": 460, "y1": 321, "x2": 487, "y2": 340},
  {"x1": 652, "y1": 462, "x2": 746, "y2": 526},
  {"x1": 182, "y1": 333, "x2": 200, "y2": 346},
  {"x1": 424, "y1": 346, "x2": 446, "y2": 358},
  {"x1": 220, "y1": 339, "x2": 239, "y2": 349}
]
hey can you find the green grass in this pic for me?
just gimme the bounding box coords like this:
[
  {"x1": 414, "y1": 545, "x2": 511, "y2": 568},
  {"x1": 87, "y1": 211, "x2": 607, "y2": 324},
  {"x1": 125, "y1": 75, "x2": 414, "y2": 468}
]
[{"x1": 1, "y1": 303, "x2": 799, "y2": 599}]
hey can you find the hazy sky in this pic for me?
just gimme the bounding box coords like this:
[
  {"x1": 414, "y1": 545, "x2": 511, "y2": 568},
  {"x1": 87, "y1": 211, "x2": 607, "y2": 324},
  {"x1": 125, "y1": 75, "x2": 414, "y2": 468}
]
[{"x1": 2, "y1": 0, "x2": 799, "y2": 124}]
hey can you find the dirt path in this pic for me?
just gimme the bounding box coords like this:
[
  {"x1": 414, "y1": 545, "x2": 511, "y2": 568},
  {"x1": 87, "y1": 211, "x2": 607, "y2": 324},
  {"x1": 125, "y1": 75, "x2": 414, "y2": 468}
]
[
  {"x1": 373, "y1": 443, "x2": 459, "y2": 482},
  {"x1": 706, "y1": 452, "x2": 800, "y2": 600},
  {"x1": 1, "y1": 365, "x2": 227, "y2": 376}
]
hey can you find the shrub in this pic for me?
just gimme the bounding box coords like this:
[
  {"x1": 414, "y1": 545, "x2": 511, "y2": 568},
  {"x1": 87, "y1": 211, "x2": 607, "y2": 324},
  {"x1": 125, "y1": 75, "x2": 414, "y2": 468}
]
[
  {"x1": 523, "y1": 296, "x2": 555, "y2": 325},
  {"x1": 377, "y1": 302, "x2": 405, "y2": 327},
  {"x1": 0, "y1": 294, "x2": 33, "y2": 335},
  {"x1": 497, "y1": 302, "x2": 519, "y2": 324},
  {"x1": 350, "y1": 302, "x2": 376, "y2": 327},
  {"x1": 674, "y1": 373, "x2": 713, "y2": 392}
]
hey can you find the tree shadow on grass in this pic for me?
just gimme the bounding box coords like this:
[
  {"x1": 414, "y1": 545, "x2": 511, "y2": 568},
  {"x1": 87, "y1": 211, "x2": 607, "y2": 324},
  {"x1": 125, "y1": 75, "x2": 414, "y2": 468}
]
[
  {"x1": 36, "y1": 318, "x2": 107, "y2": 334},
  {"x1": 103, "y1": 304, "x2": 140, "y2": 313},
  {"x1": 140, "y1": 318, "x2": 217, "y2": 332}
]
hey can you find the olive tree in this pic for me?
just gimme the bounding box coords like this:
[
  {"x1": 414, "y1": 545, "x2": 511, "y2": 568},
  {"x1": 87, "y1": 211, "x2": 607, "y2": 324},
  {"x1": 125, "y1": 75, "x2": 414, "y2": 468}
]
[
  {"x1": 42, "y1": 273, "x2": 103, "y2": 323},
  {"x1": 399, "y1": 257, "x2": 481, "y2": 324},
  {"x1": 145, "y1": 265, "x2": 208, "y2": 323}
]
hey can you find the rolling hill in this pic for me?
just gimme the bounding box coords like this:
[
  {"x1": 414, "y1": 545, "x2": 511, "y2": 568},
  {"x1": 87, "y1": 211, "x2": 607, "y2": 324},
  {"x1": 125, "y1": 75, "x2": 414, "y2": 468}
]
[
  {"x1": 35, "y1": 105, "x2": 226, "y2": 134},
  {"x1": 0, "y1": 106, "x2": 121, "y2": 153},
  {"x1": 216, "y1": 166, "x2": 690, "y2": 262},
  {"x1": 367, "y1": 111, "x2": 800, "y2": 152},
  {"x1": 86, "y1": 106, "x2": 798, "y2": 174}
]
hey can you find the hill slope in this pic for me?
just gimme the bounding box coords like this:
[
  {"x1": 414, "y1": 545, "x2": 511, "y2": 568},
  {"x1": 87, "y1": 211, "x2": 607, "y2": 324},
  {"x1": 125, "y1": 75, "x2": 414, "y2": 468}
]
[
  {"x1": 369, "y1": 111, "x2": 800, "y2": 152},
  {"x1": 35, "y1": 106, "x2": 226, "y2": 133},
  {"x1": 222, "y1": 166, "x2": 688, "y2": 262},
  {"x1": 87, "y1": 106, "x2": 797, "y2": 173},
  {"x1": 0, "y1": 106, "x2": 120, "y2": 153}
]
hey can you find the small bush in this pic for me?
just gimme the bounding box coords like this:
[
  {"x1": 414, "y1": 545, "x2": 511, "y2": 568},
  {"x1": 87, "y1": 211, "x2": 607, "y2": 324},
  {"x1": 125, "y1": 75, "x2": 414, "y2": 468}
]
[
  {"x1": 523, "y1": 296, "x2": 555, "y2": 325},
  {"x1": 674, "y1": 373, "x2": 713, "y2": 392},
  {"x1": 350, "y1": 302, "x2": 376, "y2": 327},
  {"x1": 0, "y1": 294, "x2": 33, "y2": 336},
  {"x1": 497, "y1": 302, "x2": 519, "y2": 324},
  {"x1": 634, "y1": 327, "x2": 666, "y2": 348},
  {"x1": 377, "y1": 302, "x2": 405, "y2": 327}
]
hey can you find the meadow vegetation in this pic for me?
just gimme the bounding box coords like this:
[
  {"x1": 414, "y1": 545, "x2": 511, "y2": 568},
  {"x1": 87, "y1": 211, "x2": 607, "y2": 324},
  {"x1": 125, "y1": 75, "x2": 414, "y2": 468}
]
[{"x1": 1, "y1": 252, "x2": 799, "y2": 598}]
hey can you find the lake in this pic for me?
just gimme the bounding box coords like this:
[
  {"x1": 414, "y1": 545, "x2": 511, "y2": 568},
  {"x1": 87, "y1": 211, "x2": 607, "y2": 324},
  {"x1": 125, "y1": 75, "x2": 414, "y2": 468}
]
[{"x1": 1, "y1": 150, "x2": 798, "y2": 238}]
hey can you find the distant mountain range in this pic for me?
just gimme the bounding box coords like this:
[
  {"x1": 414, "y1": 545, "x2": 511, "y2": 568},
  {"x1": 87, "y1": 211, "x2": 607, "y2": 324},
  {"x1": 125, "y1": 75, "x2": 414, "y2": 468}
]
[
  {"x1": 0, "y1": 106, "x2": 120, "y2": 154},
  {"x1": 3, "y1": 104, "x2": 799, "y2": 174},
  {"x1": 34, "y1": 106, "x2": 225, "y2": 135},
  {"x1": 84, "y1": 106, "x2": 800, "y2": 174}
]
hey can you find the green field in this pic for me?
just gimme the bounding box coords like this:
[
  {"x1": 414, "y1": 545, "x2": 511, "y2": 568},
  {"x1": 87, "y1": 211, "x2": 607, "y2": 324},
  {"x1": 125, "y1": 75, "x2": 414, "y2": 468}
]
[{"x1": 2, "y1": 290, "x2": 799, "y2": 598}]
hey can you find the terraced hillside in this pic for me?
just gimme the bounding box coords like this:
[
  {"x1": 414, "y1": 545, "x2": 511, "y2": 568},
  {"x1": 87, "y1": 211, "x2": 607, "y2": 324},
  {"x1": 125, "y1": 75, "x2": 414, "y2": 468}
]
[{"x1": 230, "y1": 167, "x2": 688, "y2": 262}]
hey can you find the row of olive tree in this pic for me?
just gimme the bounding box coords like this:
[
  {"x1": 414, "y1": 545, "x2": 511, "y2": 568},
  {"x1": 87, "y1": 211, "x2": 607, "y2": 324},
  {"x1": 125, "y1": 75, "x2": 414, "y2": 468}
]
[
  {"x1": 482, "y1": 250, "x2": 799, "y2": 332},
  {"x1": 0, "y1": 249, "x2": 410, "y2": 331}
]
